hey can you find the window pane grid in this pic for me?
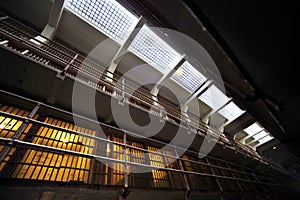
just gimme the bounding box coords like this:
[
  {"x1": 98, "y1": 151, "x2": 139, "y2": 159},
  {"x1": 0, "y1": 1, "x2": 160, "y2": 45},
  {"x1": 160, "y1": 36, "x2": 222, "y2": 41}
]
[
  {"x1": 128, "y1": 25, "x2": 182, "y2": 74},
  {"x1": 66, "y1": 0, "x2": 138, "y2": 42},
  {"x1": 242, "y1": 123, "x2": 274, "y2": 148},
  {"x1": 258, "y1": 135, "x2": 273, "y2": 144},
  {"x1": 253, "y1": 130, "x2": 268, "y2": 140},
  {"x1": 198, "y1": 85, "x2": 229, "y2": 110},
  {"x1": 218, "y1": 102, "x2": 245, "y2": 122},
  {"x1": 244, "y1": 123, "x2": 263, "y2": 136},
  {"x1": 171, "y1": 61, "x2": 207, "y2": 92}
]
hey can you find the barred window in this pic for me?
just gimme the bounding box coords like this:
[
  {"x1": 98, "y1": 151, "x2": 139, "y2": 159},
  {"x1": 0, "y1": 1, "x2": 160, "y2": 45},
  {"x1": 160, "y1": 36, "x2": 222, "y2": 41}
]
[
  {"x1": 128, "y1": 25, "x2": 182, "y2": 74},
  {"x1": 66, "y1": 0, "x2": 138, "y2": 42},
  {"x1": 171, "y1": 61, "x2": 207, "y2": 93}
]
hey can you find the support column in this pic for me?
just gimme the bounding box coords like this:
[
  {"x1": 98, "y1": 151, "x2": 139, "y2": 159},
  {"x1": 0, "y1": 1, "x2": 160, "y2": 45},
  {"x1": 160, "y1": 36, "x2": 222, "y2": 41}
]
[
  {"x1": 106, "y1": 16, "x2": 146, "y2": 82},
  {"x1": 180, "y1": 79, "x2": 213, "y2": 110},
  {"x1": 239, "y1": 129, "x2": 264, "y2": 145},
  {"x1": 248, "y1": 134, "x2": 270, "y2": 148},
  {"x1": 202, "y1": 98, "x2": 232, "y2": 123},
  {"x1": 150, "y1": 56, "x2": 186, "y2": 96},
  {"x1": 30, "y1": 0, "x2": 66, "y2": 45}
]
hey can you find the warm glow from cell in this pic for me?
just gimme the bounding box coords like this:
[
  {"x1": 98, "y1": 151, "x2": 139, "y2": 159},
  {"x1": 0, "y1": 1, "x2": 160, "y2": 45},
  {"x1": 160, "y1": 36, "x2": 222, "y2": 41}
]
[
  {"x1": 61, "y1": 138, "x2": 69, "y2": 143},
  {"x1": 0, "y1": 123, "x2": 5, "y2": 130},
  {"x1": 106, "y1": 143, "x2": 110, "y2": 153}
]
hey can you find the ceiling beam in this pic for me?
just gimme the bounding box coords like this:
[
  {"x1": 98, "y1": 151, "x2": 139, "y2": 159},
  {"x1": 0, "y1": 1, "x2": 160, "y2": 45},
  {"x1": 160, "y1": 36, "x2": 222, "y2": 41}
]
[
  {"x1": 105, "y1": 16, "x2": 146, "y2": 81},
  {"x1": 150, "y1": 56, "x2": 186, "y2": 96}
]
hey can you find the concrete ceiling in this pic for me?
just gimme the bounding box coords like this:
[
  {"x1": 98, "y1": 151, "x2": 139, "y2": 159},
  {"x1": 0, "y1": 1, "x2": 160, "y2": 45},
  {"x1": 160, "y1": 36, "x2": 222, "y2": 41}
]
[{"x1": 183, "y1": 0, "x2": 299, "y2": 152}]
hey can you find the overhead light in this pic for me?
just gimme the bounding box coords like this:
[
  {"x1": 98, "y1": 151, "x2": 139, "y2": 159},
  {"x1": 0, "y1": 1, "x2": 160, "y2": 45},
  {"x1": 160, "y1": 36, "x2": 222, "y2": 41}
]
[
  {"x1": 171, "y1": 61, "x2": 206, "y2": 92},
  {"x1": 175, "y1": 67, "x2": 183, "y2": 76},
  {"x1": 272, "y1": 146, "x2": 277, "y2": 150}
]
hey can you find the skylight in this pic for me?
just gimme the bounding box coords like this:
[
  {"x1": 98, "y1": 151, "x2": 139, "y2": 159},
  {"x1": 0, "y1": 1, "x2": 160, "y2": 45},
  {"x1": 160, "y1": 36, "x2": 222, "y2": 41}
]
[
  {"x1": 218, "y1": 102, "x2": 245, "y2": 122},
  {"x1": 198, "y1": 85, "x2": 229, "y2": 110},
  {"x1": 253, "y1": 130, "x2": 268, "y2": 140},
  {"x1": 258, "y1": 135, "x2": 273, "y2": 145},
  {"x1": 66, "y1": 0, "x2": 138, "y2": 42},
  {"x1": 241, "y1": 122, "x2": 274, "y2": 149},
  {"x1": 128, "y1": 25, "x2": 182, "y2": 74},
  {"x1": 244, "y1": 122, "x2": 263, "y2": 136},
  {"x1": 170, "y1": 61, "x2": 207, "y2": 93}
]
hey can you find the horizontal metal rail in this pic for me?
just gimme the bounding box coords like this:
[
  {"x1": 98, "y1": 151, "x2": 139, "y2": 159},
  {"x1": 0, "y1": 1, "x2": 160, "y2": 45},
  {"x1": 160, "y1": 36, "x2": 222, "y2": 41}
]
[
  {"x1": 0, "y1": 137, "x2": 291, "y2": 189},
  {"x1": 0, "y1": 16, "x2": 222, "y2": 143},
  {"x1": 0, "y1": 88, "x2": 288, "y2": 181},
  {"x1": 0, "y1": 103, "x2": 292, "y2": 185}
]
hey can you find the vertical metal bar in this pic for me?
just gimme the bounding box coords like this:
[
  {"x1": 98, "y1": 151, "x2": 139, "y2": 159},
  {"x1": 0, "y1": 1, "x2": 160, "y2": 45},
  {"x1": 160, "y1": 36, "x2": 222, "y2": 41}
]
[
  {"x1": 174, "y1": 147, "x2": 190, "y2": 192},
  {"x1": 0, "y1": 104, "x2": 40, "y2": 163},
  {"x1": 123, "y1": 132, "x2": 128, "y2": 188},
  {"x1": 108, "y1": 134, "x2": 113, "y2": 185},
  {"x1": 226, "y1": 163, "x2": 243, "y2": 192},
  {"x1": 180, "y1": 79, "x2": 213, "y2": 110},
  {"x1": 150, "y1": 56, "x2": 186, "y2": 96},
  {"x1": 58, "y1": 53, "x2": 78, "y2": 78},
  {"x1": 118, "y1": 77, "x2": 126, "y2": 105},
  {"x1": 122, "y1": 77, "x2": 125, "y2": 97},
  {"x1": 202, "y1": 98, "x2": 232, "y2": 122},
  {"x1": 162, "y1": 151, "x2": 174, "y2": 189},
  {"x1": 205, "y1": 157, "x2": 223, "y2": 193}
]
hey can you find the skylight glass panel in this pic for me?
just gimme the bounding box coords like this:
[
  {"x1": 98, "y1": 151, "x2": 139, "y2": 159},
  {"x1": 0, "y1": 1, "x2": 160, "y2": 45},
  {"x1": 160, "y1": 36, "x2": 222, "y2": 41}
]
[
  {"x1": 218, "y1": 102, "x2": 245, "y2": 122},
  {"x1": 258, "y1": 135, "x2": 273, "y2": 145},
  {"x1": 244, "y1": 122, "x2": 263, "y2": 136},
  {"x1": 128, "y1": 25, "x2": 182, "y2": 74},
  {"x1": 253, "y1": 130, "x2": 268, "y2": 140},
  {"x1": 198, "y1": 85, "x2": 230, "y2": 110},
  {"x1": 66, "y1": 0, "x2": 138, "y2": 42},
  {"x1": 170, "y1": 61, "x2": 207, "y2": 93}
]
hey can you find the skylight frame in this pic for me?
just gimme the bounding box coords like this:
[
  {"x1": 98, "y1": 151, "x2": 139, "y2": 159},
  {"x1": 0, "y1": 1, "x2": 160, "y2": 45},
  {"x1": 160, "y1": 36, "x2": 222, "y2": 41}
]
[
  {"x1": 66, "y1": 0, "x2": 139, "y2": 43},
  {"x1": 170, "y1": 61, "x2": 207, "y2": 93},
  {"x1": 244, "y1": 122, "x2": 264, "y2": 136},
  {"x1": 258, "y1": 135, "x2": 273, "y2": 145},
  {"x1": 218, "y1": 101, "x2": 245, "y2": 122},
  {"x1": 198, "y1": 85, "x2": 230, "y2": 110},
  {"x1": 128, "y1": 25, "x2": 183, "y2": 75},
  {"x1": 252, "y1": 130, "x2": 268, "y2": 140}
]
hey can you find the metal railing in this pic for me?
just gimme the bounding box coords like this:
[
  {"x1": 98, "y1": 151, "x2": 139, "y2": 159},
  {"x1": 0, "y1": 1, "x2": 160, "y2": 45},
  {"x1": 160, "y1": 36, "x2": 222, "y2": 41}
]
[
  {"x1": 0, "y1": 89, "x2": 295, "y2": 193},
  {"x1": 0, "y1": 14, "x2": 288, "y2": 174}
]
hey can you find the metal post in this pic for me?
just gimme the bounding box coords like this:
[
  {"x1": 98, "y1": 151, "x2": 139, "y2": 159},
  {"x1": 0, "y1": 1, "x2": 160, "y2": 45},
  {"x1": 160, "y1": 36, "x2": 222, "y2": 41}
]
[
  {"x1": 239, "y1": 129, "x2": 264, "y2": 145},
  {"x1": 106, "y1": 16, "x2": 146, "y2": 82},
  {"x1": 180, "y1": 79, "x2": 213, "y2": 110},
  {"x1": 57, "y1": 53, "x2": 79, "y2": 79},
  {"x1": 118, "y1": 77, "x2": 126, "y2": 105},
  {"x1": 30, "y1": 0, "x2": 65, "y2": 45},
  {"x1": 150, "y1": 56, "x2": 186, "y2": 96},
  {"x1": 174, "y1": 147, "x2": 191, "y2": 199},
  {"x1": 0, "y1": 103, "x2": 40, "y2": 163},
  {"x1": 205, "y1": 157, "x2": 223, "y2": 194},
  {"x1": 202, "y1": 98, "x2": 232, "y2": 122},
  {"x1": 121, "y1": 132, "x2": 130, "y2": 199},
  {"x1": 226, "y1": 163, "x2": 244, "y2": 192}
]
